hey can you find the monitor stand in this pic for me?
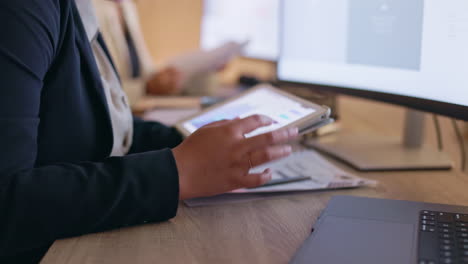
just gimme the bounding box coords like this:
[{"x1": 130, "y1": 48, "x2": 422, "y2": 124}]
[{"x1": 307, "y1": 110, "x2": 453, "y2": 171}]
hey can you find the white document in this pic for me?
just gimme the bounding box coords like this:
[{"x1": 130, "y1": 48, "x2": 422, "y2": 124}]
[
  {"x1": 235, "y1": 150, "x2": 375, "y2": 193},
  {"x1": 168, "y1": 41, "x2": 247, "y2": 86},
  {"x1": 185, "y1": 150, "x2": 377, "y2": 207}
]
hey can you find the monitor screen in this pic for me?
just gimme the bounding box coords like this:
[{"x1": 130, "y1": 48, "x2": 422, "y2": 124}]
[
  {"x1": 278, "y1": 0, "x2": 468, "y2": 113},
  {"x1": 200, "y1": 0, "x2": 280, "y2": 61}
]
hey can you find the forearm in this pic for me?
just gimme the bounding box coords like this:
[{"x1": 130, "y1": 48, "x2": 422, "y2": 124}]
[{"x1": 0, "y1": 149, "x2": 179, "y2": 257}]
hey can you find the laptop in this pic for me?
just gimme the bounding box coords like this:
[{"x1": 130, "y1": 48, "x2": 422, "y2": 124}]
[{"x1": 290, "y1": 196, "x2": 468, "y2": 264}]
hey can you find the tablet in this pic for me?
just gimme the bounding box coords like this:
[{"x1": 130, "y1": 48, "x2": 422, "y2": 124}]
[{"x1": 175, "y1": 84, "x2": 332, "y2": 138}]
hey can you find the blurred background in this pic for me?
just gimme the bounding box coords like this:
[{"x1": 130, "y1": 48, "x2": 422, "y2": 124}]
[
  {"x1": 135, "y1": 0, "x2": 276, "y2": 85},
  {"x1": 109, "y1": 0, "x2": 467, "y2": 170}
]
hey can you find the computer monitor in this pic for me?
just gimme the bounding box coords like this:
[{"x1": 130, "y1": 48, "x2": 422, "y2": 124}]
[
  {"x1": 200, "y1": 0, "x2": 280, "y2": 61},
  {"x1": 278, "y1": 0, "x2": 468, "y2": 171}
]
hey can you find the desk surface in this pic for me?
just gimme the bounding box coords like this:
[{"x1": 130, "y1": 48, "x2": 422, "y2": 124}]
[{"x1": 41, "y1": 96, "x2": 468, "y2": 264}]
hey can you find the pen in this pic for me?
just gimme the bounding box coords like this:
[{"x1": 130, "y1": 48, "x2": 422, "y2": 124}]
[{"x1": 254, "y1": 175, "x2": 311, "y2": 188}]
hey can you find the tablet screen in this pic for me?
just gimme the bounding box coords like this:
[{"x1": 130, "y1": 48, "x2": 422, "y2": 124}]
[{"x1": 182, "y1": 88, "x2": 316, "y2": 137}]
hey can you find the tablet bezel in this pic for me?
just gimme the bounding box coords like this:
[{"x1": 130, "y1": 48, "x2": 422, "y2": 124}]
[{"x1": 175, "y1": 84, "x2": 331, "y2": 137}]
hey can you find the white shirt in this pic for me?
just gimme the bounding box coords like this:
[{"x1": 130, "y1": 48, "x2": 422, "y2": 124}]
[{"x1": 75, "y1": 0, "x2": 134, "y2": 157}]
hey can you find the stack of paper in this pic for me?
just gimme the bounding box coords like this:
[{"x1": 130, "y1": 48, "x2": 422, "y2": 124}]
[{"x1": 185, "y1": 150, "x2": 376, "y2": 207}]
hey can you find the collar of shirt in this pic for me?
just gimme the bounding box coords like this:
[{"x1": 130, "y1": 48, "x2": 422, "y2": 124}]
[
  {"x1": 75, "y1": 0, "x2": 99, "y2": 41},
  {"x1": 74, "y1": 0, "x2": 134, "y2": 157}
]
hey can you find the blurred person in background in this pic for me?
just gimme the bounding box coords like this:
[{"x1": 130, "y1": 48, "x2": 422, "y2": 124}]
[{"x1": 92, "y1": 0, "x2": 232, "y2": 106}]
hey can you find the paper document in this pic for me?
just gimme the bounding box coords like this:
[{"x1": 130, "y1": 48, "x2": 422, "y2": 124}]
[
  {"x1": 185, "y1": 150, "x2": 376, "y2": 207},
  {"x1": 168, "y1": 41, "x2": 247, "y2": 85},
  {"x1": 236, "y1": 150, "x2": 375, "y2": 193}
]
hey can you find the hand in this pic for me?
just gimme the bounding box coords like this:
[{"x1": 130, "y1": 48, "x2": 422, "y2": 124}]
[
  {"x1": 146, "y1": 66, "x2": 183, "y2": 95},
  {"x1": 172, "y1": 115, "x2": 299, "y2": 200}
]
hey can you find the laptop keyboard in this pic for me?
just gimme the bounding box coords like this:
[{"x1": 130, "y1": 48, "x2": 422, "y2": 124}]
[{"x1": 419, "y1": 210, "x2": 468, "y2": 264}]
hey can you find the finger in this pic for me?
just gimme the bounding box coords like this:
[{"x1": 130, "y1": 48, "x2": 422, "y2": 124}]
[
  {"x1": 216, "y1": 63, "x2": 227, "y2": 72},
  {"x1": 237, "y1": 169, "x2": 273, "y2": 189},
  {"x1": 170, "y1": 68, "x2": 183, "y2": 82},
  {"x1": 249, "y1": 145, "x2": 293, "y2": 167},
  {"x1": 229, "y1": 115, "x2": 275, "y2": 134},
  {"x1": 165, "y1": 66, "x2": 178, "y2": 75},
  {"x1": 203, "y1": 119, "x2": 233, "y2": 128},
  {"x1": 240, "y1": 127, "x2": 299, "y2": 153}
]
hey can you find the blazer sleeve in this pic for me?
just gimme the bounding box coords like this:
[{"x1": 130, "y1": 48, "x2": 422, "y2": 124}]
[
  {"x1": 129, "y1": 117, "x2": 184, "y2": 154},
  {"x1": 0, "y1": 0, "x2": 179, "y2": 257}
]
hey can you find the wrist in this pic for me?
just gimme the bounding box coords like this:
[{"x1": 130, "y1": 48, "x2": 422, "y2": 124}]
[{"x1": 172, "y1": 146, "x2": 192, "y2": 201}]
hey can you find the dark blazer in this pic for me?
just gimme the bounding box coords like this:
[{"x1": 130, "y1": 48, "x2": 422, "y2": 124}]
[{"x1": 0, "y1": 0, "x2": 183, "y2": 261}]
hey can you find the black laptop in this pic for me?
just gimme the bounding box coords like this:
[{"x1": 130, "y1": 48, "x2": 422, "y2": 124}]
[{"x1": 291, "y1": 196, "x2": 468, "y2": 264}]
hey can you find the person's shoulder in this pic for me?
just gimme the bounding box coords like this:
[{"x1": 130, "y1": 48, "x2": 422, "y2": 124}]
[
  {"x1": 0, "y1": 0, "x2": 75, "y2": 72},
  {"x1": 0, "y1": 0, "x2": 61, "y2": 10},
  {"x1": 0, "y1": 0, "x2": 64, "y2": 23},
  {"x1": 0, "y1": 0, "x2": 76, "y2": 37}
]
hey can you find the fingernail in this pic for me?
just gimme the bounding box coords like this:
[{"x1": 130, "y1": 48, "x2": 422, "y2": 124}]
[
  {"x1": 289, "y1": 127, "x2": 299, "y2": 136},
  {"x1": 261, "y1": 172, "x2": 272, "y2": 183},
  {"x1": 262, "y1": 116, "x2": 274, "y2": 125}
]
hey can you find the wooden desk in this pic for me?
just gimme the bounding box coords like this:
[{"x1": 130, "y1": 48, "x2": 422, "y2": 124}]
[{"x1": 41, "y1": 96, "x2": 468, "y2": 264}]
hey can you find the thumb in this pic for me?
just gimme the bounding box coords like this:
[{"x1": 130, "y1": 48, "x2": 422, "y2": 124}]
[{"x1": 238, "y1": 169, "x2": 272, "y2": 189}]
